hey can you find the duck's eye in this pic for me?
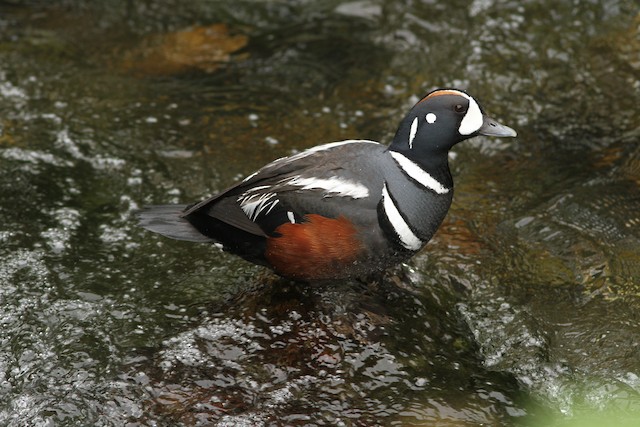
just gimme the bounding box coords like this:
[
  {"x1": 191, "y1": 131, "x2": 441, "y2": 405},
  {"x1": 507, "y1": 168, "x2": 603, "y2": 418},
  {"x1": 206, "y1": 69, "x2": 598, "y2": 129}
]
[{"x1": 454, "y1": 104, "x2": 466, "y2": 113}]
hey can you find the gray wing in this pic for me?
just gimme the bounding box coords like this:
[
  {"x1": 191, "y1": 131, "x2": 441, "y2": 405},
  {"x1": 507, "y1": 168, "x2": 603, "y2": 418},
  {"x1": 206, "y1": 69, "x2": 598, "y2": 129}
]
[{"x1": 183, "y1": 140, "x2": 386, "y2": 235}]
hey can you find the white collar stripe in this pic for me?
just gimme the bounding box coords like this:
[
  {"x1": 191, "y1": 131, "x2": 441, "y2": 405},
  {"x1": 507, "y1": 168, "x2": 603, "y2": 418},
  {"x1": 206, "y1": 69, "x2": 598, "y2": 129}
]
[
  {"x1": 381, "y1": 183, "x2": 423, "y2": 251},
  {"x1": 389, "y1": 151, "x2": 450, "y2": 195}
]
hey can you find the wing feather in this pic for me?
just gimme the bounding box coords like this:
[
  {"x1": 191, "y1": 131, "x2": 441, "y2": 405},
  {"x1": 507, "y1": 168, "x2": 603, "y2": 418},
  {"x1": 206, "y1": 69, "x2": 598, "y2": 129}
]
[{"x1": 182, "y1": 140, "x2": 385, "y2": 237}]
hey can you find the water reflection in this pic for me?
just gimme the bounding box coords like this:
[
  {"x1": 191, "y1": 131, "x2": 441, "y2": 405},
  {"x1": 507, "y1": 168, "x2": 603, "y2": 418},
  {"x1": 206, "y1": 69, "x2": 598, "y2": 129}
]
[{"x1": 132, "y1": 276, "x2": 525, "y2": 425}]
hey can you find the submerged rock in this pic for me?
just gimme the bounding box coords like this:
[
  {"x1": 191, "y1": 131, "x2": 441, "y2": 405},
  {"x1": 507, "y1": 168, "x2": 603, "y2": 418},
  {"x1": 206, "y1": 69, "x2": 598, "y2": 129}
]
[{"x1": 118, "y1": 24, "x2": 248, "y2": 76}]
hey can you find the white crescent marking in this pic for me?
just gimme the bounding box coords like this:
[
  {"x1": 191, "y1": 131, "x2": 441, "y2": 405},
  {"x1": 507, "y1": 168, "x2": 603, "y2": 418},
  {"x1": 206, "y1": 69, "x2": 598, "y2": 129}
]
[
  {"x1": 381, "y1": 183, "x2": 422, "y2": 251},
  {"x1": 458, "y1": 95, "x2": 483, "y2": 135},
  {"x1": 389, "y1": 151, "x2": 450, "y2": 194}
]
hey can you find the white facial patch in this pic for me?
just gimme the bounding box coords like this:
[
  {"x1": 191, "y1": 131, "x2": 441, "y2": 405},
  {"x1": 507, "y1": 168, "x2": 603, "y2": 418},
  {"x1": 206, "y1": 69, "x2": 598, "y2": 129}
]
[
  {"x1": 426, "y1": 113, "x2": 437, "y2": 124},
  {"x1": 389, "y1": 152, "x2": 450, "y2": 195},
  {"x1": 287, "y1": 211, "x2": 295, "y2": 224},
  {"x1": 381, "y1": 183, "x2": 423, "y2": 251},
  {"x1": 284, "y1": 175, "x2": 369, "y2": 199},
  {"x1": 408, "y1": 117, "x2": 418, "y2": 149},
  {"x1": 458, "y1": 94, "x2": 484, "y2": 135}
]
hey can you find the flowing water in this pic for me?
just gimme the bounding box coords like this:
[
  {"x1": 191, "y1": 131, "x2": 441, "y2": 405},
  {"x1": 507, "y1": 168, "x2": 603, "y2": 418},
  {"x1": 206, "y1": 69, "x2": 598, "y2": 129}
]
[{"x1": 0, "y1": 1, "x2": 639, "y2": 425}]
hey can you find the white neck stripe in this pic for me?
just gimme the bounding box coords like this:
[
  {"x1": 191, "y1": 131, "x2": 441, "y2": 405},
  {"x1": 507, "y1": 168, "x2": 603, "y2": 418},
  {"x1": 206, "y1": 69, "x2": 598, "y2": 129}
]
[
  {"x1": 381, "y1": 183, "x2": 423, "y2": 251},
  {"x1": 389, "y1": 151, "x2": 450, "y2": 195}
]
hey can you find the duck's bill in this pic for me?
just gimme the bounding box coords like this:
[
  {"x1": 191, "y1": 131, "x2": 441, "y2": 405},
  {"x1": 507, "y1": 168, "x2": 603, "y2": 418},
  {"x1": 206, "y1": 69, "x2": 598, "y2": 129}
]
[{"x1": 478, "y1": 116, "x2": 517, "y2": 137}]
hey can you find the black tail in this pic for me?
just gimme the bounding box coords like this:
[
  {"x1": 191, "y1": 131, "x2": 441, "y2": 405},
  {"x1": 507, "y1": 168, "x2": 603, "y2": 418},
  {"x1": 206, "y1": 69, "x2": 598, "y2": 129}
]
[{"x1": 137, "y1": 205, "x2": 215, "y2": 243}]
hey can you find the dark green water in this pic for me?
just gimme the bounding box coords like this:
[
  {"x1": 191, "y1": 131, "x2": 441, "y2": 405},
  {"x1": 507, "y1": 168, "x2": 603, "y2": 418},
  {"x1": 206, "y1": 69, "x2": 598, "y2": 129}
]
[{"x1": 0, "y1": 1, "x2": 639, "y2": 425}]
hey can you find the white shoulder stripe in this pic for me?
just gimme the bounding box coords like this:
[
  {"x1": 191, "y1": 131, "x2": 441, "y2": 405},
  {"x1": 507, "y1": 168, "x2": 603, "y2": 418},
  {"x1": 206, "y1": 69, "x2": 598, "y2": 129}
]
[
  {"x1": 381, "y1": 183, "x2": 423, "y2": 251},
  {"x1": 389, "y1": 151, "x2": 450, "y2": 195},
  {"x1": 243, "y1": 140, "x2": 380, "y2": 182},
  {"x1": 243, "y1": 140, "x2": 381, "y2": 183},
  {"x1": 305, "y1": 139, "x2": 379, "y2": 154},
  {"x1": 280, "y1": 139, "x2": 380, "y2": 164},
  {"x1": 284, "y1": 175, "x2": 369, "y2": 199}
]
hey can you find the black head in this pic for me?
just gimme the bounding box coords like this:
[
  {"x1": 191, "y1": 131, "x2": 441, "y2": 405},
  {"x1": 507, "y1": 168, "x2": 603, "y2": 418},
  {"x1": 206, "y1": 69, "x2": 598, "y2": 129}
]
[{"x1": 389, "y1": 89, "x2": 517, "y2": 157}]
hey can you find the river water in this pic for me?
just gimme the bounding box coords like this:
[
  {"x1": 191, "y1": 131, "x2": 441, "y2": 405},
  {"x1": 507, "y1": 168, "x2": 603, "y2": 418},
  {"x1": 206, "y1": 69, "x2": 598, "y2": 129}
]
[{"x1": 0, "y1": 1, "x2": 639, "y2": 425}]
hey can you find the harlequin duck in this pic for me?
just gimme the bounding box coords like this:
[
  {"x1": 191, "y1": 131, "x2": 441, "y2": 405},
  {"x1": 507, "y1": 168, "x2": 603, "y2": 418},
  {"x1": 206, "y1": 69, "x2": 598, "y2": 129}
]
[{"x1": 139, "y1": 89, "x2": 516, "y2": 281}]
